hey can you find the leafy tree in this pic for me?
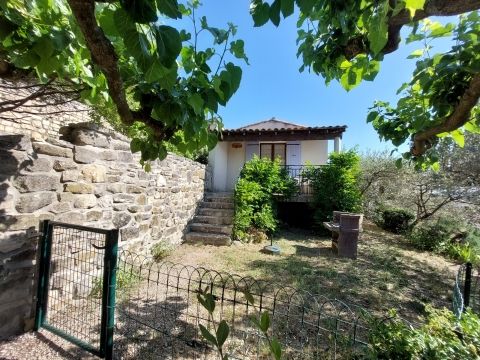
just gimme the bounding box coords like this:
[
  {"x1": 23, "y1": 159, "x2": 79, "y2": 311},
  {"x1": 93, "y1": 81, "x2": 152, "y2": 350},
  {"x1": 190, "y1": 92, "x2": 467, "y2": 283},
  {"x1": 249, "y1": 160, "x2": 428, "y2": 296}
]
[
  {"x1": 251, "y1": 1, "x2": 480, "y2": 166},
  {"x1": 0, "y1": 0, "x2": 248, "y2": 165}
]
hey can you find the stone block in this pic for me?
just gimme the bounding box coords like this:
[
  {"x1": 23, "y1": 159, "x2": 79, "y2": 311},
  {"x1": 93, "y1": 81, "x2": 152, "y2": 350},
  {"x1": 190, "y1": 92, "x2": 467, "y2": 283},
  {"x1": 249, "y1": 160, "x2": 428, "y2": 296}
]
[
  {"x1": 73, "y1": 194, "x2": 97, "y2": 209},
  {"x1": 97, "y1": 195, "x2": 113, "y2": 208},
  {"x1": 64, "y1": 183, "x2": 95, "y2": 194},
  {"x1": 32, "y1": 142, "x2": 73, "y2": 158},
  {"x1": 0, "y1": 134, "x2": 31, "y2": 151},
  {"x1": 111, "y1": 139, "x2": 130, "y2": 151},
  {"x1": 14, "y1": 174, "x2": 58, "y2": 193},
  {"x1": 120, "y1": 226, "x2": 139, "y2": 241},
  {"x1": 157, "y1": 175, "x2": 167, "y2": 186},
  {"x1": 61, "y1": 170, "x2": 80, "y2": 183},
  {"x1": 136, "y1": 194, "x2": 147, "y2": 205},
  {"x1": 113, "y1": 212, "x2": 132, "y2": 228},
  {"x1": 113, "y1": 194, "x2": 134, "y2": 203},
  {"x1": 71, "y1": 128, "x2": 110, "y2": 148},
  {"x1": 117, "y1": 151, "x2": 133, "y2": 163},
  {"x1": 53, "y1": 159, "x2": 77, "y2": 171},
  {"x1": 54, "y1": 211, "x2": 86, "y2": 224},
  {"x1": 15, "y1": 192, "x2": 55, "y2": 213},
  {"x1": 82, "y1": 164, "x2": 106, "y2": 183},
  {"x1": 101, "y1": 150, "x2": 117, "y2": 161},
  {"x1": 106, "y1": 183, "x2": 125, "y2": 193},
  {"x1": 73, "y1": 145, "x2": 100, "y2": 164},
  {"x1": 126, "y1": 185, "x2": 142, "y2": 193},
  {"x1": 127, "y1": 205, "x2": 141, "y2": 213},
  {"x1": 50, "y1": 201, "x2": 71, "y2": 214},
  {"x1": 86, "y1": 210, "x2": 103, "y2": 221},
  {"x1": 24, "y1": 157, "x2": 52, "y2": 173},
  {"x1": 0, "y1": 213, "x2": 53, "y2": 231},
  {"x1": 113, "y1": 204, "x2": 128, "y2": 211}
]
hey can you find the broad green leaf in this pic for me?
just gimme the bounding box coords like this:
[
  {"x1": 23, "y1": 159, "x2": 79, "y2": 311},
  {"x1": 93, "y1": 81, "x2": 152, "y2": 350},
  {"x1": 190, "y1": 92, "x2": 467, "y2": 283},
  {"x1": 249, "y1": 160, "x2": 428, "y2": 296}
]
[
  {"x1": 230, "y1": 40, "x2": 249, "y2": 64},
  {"x1": 156, "y1": 0, "x2": 182, "y2": 19},
  {"x1": 155, "y1": 25, "x2": 182, "y2": 67},
  {"x1": 260, "y1": 311, "x2": 270, "y2": 332},
  {"x1": 366, "y1": 111, "x2": 379, "y2": 123},
  {"x1": 225, "y1": 62, "x2": 242, "y2": 95},
  {"x1": 243, "y1": 290, "x2": 255, "y2": 305},
  {"x1": 407, "y1": 49, "x2": 424, "y2": 59},
  {"x1": 404, "y1": 0, "x2": 425, "y2": 18},
  {"x1": 450, "y1": 130, "x2": 465, "y2": 147},
  {"x1": 250, "y1": 0, "x2": 270, "y2": 27},
  {"x1": 187, "y1": 93, "x2": 204, "y2": 115},
  {"x1": 33, "y1": 37, "x2": 54, "y2": 60},
  {"x1": 269, "y1": 0, "x2": 281, "y2": 27},
  {"x1": 367, "y1": 3, "x2": 389, "y2": 55},
  {"x1": 464, "y1": 120, "x2": 480, "y2": 134},
  {"x1": 269, "y1": 338, "x2": 282, "y2": 360},
  {"x1": 431, "y1": 161, "x2": 440, "y2": 172},
  {"x1": 296, "y1": 0, "x2": 315, "y2": 14},
  {"x1": 281, "y1": 0, "x2": 294, "y2": 17},
  {"x1": 130, "y1": 138, "x2": 143, "y2": 153},
  {"x1": 216, "y1": 320, "x2": 229, "y2": 347},
  {"x1": 199, "y1": 324, "x2": 217, "y2": 346},
  {"x1": 120, "y1": 0, "x2": 157, "y2": 24}
]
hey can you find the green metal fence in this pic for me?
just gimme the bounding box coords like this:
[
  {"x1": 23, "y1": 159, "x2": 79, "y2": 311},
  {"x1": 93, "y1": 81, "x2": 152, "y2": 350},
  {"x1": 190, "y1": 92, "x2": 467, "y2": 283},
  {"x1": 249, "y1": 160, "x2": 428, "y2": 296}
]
[{"x1": 34, "y1": 220, "x2": 118, "y2": 359}]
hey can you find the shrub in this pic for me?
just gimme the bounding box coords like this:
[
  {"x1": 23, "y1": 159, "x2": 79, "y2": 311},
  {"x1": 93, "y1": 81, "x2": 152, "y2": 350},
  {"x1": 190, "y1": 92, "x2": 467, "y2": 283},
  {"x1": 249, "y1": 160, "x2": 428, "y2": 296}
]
[
  {"x1": 408, "y1": 217, "x2": 480, "y2": 263},
  {"x1": 233, "y1": 156, "x2": 297, "y2": 241},
  {"x1": 381, "y1": 208, "x2": 415, "y2": 234},
  {"x1": 307, "y1": 150, "x2": 362, "y2": 225},
  {"x1": 366, "y1": 307, "x2": 480, "y2": 359},
  {"x1": 151, "y1": 241, "x2": 173, "y2": 262},
  {"x1": 90, "y1": 266, "x2": 140, "y2": 298}
]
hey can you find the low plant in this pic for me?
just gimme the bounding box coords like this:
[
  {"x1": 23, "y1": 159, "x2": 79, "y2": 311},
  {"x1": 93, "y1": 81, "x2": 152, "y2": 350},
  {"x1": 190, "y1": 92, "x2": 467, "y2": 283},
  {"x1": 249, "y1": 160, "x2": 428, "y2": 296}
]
[
  {"x1": 380, "y1": 208, "x2": 415, "y2": 234},
  {"x1": 233, "y1": 156, "x2": 297, "y2": 241},
  {"x1": 366, "y1": 307, "x2": 480, "y2": 359},
  {"x1": 151, "y1": 241, "x2": 173, "y2": 262},
  {"x1": 90, "y1": 266, "x2": 140, "y2": 298}
]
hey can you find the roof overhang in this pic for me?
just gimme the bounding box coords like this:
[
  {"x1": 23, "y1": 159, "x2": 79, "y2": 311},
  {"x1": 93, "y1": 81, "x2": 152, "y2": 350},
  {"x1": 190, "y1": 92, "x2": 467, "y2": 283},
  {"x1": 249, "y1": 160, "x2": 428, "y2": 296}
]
[{"x1": 219, "y1": 126, "x2": 347, "y2": 142}]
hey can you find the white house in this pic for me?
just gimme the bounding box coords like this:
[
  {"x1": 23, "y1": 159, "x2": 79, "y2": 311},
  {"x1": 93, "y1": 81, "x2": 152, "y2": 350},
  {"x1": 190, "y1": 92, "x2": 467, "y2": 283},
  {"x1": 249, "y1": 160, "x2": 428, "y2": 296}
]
[{"x1": 208, "y1": 118, "x2": 347, "y2": 192}]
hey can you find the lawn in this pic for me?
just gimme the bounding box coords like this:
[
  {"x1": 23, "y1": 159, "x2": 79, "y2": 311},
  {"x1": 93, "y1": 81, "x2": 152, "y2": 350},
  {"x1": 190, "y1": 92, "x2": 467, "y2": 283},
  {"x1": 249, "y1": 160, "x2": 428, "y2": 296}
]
[{"x1": 168, "y1": 222, "x2": 457, "y2": 323}]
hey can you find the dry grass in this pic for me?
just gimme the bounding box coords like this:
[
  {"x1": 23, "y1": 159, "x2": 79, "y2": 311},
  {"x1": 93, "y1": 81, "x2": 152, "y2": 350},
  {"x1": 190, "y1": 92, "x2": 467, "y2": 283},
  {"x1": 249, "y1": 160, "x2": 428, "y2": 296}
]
[{"x1": 168, "y1": 222, "x2": 458, "y2": 322}]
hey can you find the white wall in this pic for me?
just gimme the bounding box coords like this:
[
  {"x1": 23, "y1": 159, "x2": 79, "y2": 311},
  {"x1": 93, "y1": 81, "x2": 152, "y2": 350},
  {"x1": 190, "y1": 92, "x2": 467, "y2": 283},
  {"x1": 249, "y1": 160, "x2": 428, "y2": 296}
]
[
  {"x1": 226, "y1": 141, "x2": 246, "y2": 191},
  {"x1": 208, "y1": 141, "x2": 228, "y2": 191},
  {"x1": 301, "y1": 140, "x2": 328, "y2": 165}
]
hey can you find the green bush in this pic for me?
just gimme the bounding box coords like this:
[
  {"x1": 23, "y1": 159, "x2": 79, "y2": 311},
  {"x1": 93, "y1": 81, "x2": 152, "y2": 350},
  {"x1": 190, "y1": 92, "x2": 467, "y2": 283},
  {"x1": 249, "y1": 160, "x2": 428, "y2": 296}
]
[
  {"x1": 366, "y1": 307, "x2": 480, "y2": 359},
  {"x1": 151, "y1": 241, "x2": 173, "y2": 262},
  {"x1": 307, "y1": 150, "x2": 362, "y2": 225},
  {"x1": 233, "y1": 156, "x2": 297, "y2": 241},
  {"x1": 381, "y1": 208, "x2": 415, "y2": 234},
  {"x1": 90, "y1": 266, "x2": 140, "y2": 298},
  {"x1": 408, "y1": 217, "x2": 480, "y2": 264}
]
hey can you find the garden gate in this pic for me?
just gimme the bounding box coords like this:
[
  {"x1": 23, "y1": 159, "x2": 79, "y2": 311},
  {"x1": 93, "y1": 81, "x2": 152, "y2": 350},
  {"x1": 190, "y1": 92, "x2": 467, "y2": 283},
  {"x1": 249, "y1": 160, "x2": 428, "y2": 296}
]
[{"x1": 34, "y1": 220, "x2": 119, "y2": 359}]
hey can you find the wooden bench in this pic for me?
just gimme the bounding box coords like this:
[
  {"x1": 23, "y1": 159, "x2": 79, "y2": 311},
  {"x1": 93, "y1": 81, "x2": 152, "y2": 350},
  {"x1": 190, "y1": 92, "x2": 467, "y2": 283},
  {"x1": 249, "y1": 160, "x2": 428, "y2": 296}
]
[{"x1": 323, "y1": 211, "x2": 363, "y2": 259}]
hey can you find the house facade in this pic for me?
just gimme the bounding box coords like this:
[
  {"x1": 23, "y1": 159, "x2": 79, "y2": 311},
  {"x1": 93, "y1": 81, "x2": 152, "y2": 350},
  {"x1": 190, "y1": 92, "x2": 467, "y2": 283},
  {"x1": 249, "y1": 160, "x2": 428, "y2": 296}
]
[{"x1": 208, "y1": 118, "x2": 347, "y2": 192}]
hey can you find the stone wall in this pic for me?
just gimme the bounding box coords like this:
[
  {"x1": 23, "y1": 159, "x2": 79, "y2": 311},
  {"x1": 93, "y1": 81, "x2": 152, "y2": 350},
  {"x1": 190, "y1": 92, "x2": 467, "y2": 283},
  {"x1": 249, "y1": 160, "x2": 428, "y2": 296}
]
[{"x1": 0, "y1": 123, "x2": 210, "y2": 339}]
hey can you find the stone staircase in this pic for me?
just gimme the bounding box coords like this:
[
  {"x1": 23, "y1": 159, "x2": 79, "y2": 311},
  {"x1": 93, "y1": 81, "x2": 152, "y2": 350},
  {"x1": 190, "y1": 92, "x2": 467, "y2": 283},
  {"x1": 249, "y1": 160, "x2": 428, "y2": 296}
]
[{"x1": 185, "y1": 193, "x2": 234, "y2": 246}]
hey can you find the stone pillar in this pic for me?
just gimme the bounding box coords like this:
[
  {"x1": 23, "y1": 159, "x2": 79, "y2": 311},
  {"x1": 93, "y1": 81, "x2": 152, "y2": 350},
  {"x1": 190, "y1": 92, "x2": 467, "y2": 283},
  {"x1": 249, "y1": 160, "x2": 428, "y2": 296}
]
[{"x1": 334, "y1": 137, "x2": 342, "y2": 153}]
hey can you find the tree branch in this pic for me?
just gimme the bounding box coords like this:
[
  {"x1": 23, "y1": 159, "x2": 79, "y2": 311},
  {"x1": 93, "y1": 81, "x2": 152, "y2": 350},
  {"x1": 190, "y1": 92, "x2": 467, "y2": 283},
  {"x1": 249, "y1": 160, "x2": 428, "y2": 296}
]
[{"x1": 411, "y1": 73, "x2": 480, "y2": 156}]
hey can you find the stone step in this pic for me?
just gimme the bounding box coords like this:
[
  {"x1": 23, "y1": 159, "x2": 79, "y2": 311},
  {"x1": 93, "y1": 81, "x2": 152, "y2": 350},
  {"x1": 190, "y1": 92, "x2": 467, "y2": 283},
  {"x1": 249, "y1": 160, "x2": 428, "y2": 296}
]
[
  {"x1": 195, "y1": 215, "x2": 233, "y2": 225},
  {"x1": 204, "y1": 192, "x2": 233, "y2": 199},
  {"x1": 201, "y1": 201, "x2": 234, "y2": 210},
  {"x1": 204, "y1": 196, "x2": 234, "y2": 204},
  {"x1": 190, "y1": 223, "x2": 232, "y2": 235},
  {"x1": 198, "y1": 208, "x2": 234, "y2": 217},
  {"x1": 184, "y1": 232, "x2": 232, "y2": 246}
]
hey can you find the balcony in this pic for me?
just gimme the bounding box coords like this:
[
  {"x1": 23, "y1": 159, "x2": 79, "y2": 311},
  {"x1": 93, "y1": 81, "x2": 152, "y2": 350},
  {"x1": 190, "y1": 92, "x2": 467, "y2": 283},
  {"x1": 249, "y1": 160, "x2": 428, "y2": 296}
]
[{"x1": 282, "y1": 165, "x2": 323, "y2": 199}]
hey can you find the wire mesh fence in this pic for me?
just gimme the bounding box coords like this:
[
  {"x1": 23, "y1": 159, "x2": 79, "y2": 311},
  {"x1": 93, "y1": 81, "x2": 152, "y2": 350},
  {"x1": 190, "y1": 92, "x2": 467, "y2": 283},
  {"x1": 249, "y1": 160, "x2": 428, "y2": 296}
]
[
  {"x1": 112, "y1": 250, "x2": 370, "y2": 360},
  {"x1": 453, "y1": 262, "x2": 480, "y2": 317}
]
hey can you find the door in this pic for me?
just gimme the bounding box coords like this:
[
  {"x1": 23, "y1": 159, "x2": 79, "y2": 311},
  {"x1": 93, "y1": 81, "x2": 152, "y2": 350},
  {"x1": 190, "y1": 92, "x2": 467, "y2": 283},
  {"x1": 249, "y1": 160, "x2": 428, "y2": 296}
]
[{"x1": 286, "y1": 142, "x2": 301, "y2": 177}]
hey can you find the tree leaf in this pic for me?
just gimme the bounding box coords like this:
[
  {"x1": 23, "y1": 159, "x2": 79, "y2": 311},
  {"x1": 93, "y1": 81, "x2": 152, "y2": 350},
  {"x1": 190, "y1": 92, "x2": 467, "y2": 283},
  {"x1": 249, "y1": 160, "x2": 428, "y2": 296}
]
[
  {"x1": 243, "y1": 290, "x2": 255, "y2": 305},
  {"x1": 119, "y1": 0, "x2": 157, "y2": 24},
  {"x1": 269, "y1": 0, "x2": 281, "y2": 27},
  {"x1": 296, "y1": 0, "x2": 315, "y2": 14},
  {"x1": 187, "y1": 93, "x2": 204, "y2": 115},
  {"x1": 155, "y1": 25, "x2": 182, "y2": 68},
  {"x1": 229, "y1": 40, "x2": 249, "y2": 64},
  {"x1": 404, "y1": 0, "x2": 426, "y2": 18},
  {"x1": 280, "y1": 0, "x2": 294, "y2": 18},
  {"x1": 156, "y1": 0, "x2": 182, "y2": 19},
  {"x1": 33, "y1": 37, "x2": 54, "y2": 60},
  {"x1": 407, "y1": 49, "x2": 424, "y2": 59},
  {"x1": 199, "y1": 324, "x2": 217, "y2": 346},
  {"x1": 216, "y1": 320, "x2": 230, "y2": 347},
  {"x1": 450, "y1": 130, "x2": 465, "y2": 148},
  {"x1": 367, "y1": 3, "x2": 389, "y2": 55},
  {"x1": 250, "y1": 0, "x2": 270, "y2": 27}
]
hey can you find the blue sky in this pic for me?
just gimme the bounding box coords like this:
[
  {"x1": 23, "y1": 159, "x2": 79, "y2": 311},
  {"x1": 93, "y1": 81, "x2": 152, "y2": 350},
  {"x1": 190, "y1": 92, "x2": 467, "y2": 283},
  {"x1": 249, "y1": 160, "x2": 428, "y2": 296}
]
[{"x1": 187, "y1": 1, "x2": 454, "y2": 152}]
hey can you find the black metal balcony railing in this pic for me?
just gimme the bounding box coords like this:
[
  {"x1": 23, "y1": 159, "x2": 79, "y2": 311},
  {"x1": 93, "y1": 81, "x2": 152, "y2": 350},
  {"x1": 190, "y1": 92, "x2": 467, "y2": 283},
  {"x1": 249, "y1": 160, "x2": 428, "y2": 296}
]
[{"x1": 281, "y1": 165, "x2": 323, "y2": 195}]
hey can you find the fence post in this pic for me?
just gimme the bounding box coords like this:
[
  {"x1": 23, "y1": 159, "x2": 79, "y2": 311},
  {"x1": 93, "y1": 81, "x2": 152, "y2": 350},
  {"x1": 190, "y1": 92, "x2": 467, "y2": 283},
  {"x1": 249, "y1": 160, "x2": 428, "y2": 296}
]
[
  {"x1": 34, "y1": 220, "x2": 52, "y2": 331},
  {"x1": 100, "y1": 229, "x2": 119, "y2": 360},
  {"x1": 463, "y1": 262, "x2": 473, "y2": 310}
]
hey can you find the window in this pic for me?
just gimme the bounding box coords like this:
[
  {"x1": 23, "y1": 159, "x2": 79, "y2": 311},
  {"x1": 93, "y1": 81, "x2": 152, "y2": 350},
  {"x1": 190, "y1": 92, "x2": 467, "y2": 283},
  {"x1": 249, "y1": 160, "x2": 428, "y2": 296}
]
[{"x1": 260, "y1": 143, "x2": 286, "y2": 165}]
